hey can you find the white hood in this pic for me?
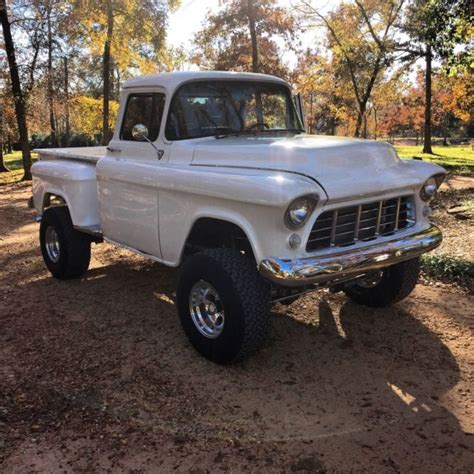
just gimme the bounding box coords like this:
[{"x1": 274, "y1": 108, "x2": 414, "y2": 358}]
[{"x1": 191, "y1": 134, "x2": 426, "y2": 202}]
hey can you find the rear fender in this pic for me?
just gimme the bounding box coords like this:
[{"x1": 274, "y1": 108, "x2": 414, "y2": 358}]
[{"x1": 31, "y1": 160, "x2": 99, "y2": 227}]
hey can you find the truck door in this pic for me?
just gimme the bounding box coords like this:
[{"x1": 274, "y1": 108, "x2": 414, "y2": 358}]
[{"x1": 97, "y1": 90, "x2": 168, "y2": 258}]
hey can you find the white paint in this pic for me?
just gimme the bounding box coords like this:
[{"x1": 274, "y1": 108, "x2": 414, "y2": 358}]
[
  {"x1": 31, "y1": 159, "x2": 99, "y2": 227},
  {"x1": 32, "y1": 71, "x2": 445, "y2": 269}
]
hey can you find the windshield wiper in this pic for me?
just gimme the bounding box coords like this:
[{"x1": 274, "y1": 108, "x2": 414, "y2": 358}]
[{"x1": 215, "y1": 128, "x2": 305, "y2": 139}]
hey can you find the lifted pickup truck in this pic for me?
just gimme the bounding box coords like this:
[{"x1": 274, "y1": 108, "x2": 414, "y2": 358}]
[{"x1": 31, "y1": 71, "x2": 444, "y2": 364}]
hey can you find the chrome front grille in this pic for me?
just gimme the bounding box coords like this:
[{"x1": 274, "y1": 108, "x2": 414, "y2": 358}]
[{"x1": 306, "y1": 196, "x2": 415, "y2": 252}]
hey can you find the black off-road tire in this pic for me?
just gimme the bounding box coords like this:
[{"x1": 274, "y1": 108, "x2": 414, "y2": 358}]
[
  {"x1": 176, "y1": 249, "x2": 271, "y2": 364},
  {"x1": 40, "y1": 206, "x2": 91, "y2": 279},
  {"x1": 344, "y1": 257, "x2": 421, "y2": 308}
]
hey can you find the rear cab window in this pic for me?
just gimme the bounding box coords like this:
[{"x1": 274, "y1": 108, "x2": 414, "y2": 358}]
[{"x1": 120, "y1": 93, "x2": 165, "y2": 141}]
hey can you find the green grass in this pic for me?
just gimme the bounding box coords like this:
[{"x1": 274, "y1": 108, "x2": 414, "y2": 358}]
[
  {"x1": 394, "y1": 145, "x2": 474, "y2": 174},
  {"x1": 0, "y1": 151, "x2": 37, "y2": 184},
  {"x1": 2, "y1": 150, "x2": 26, "y2": 170}
]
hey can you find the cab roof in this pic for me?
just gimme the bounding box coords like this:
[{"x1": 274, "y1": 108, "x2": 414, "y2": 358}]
[{"x1": 123, "y1": 71, "x2": 289, "y2": 93}]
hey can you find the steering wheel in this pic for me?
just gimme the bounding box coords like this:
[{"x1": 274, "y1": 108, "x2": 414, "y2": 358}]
[{"x1": 245, "y1": 121, "x2": 270, "y2": 131}]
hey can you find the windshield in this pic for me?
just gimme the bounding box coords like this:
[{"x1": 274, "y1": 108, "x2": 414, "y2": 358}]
[{"x1": 165, "y1": 80, "x2": 303, "y2": 140}]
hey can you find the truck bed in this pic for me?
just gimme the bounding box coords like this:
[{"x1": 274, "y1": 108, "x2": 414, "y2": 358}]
[{"x1": 34, "y1": 146, "x2": 107, "y2": 164}]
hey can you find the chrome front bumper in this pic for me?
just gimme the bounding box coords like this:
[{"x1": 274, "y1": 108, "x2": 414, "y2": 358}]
[{"x1": 259, "y1": 225, "x2": 442, "y2": 287}]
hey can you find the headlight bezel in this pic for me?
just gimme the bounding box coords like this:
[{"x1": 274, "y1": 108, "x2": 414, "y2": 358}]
[
  {"x1": 420, "y1": 173, "x2": 445, "y2": 202},
  {"x1": 284, "y1": 194, "x2": 319, "y2": 229}
]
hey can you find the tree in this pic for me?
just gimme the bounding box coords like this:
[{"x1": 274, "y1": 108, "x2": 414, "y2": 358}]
[
  {"x1": 192, "y1": 0, "x2": 298, "y2": 78},
  {"x1": 0, "y1": 0, "x2": 32, "y2": 180},
  {"x1": 368, "y1": 69, "x2": 408, "y2": 140},
  {"x1": 432, "y1": 70, "x2": 473, "y2": 144},
  {"x1": 298, "y1": 0, "x2": 405, "y2": 138},
  {"x1": 0, "y1": 102, "x2": 8, "y2": 172},
  {"x1": 70, "y1": 95, "x2": 119, "y2": 138},
  {"x1": 73, "y1": 0, "x2": 181, "y2": 144},
  {"x1": 10, "y1": 0, "x2": 63, "y2": 146},
  {"x1": 292, "y1": 49, "x2": 350, "y2": 135},
  {"x1": 102, "y1": 0, "x2": 113, "y2": 145},
  {"x1": 400, "y1": 0, "x2": 473, "y2": 153}
]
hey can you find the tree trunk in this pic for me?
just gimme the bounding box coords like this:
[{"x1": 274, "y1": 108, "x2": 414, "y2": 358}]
[
  {"x1": 0, "y1": 103, "x2": 9, "y2": 172},
  {"x1": 353, "y1": 54, "x2": 383, "y2": 138},
  {"x1": 46, "y1": 1, "x2": 57, "y2": 147},
  {"x1": 116, "y1": 67, "x2": 121, "y2": 100},
  {"x1": 354, "y1": 103, "x2": 367, "y2": 138},
  {"x1": 309, "y1": 92, "x2": 313, "y2": 134},
  {"x1": 422, "y1": 44, "x2": 433, "y2": 154},
  {"x1": 102, "y1": 0, "x2": 114, "y2": 145},
  {"x1": 64, "y1": 56, "x2": 70, "y2": 146},
  {"x1": 247, "y1": 0, "x2": 259, "y2": 73},
  {"x1": 0, "y1": 0, "x2": 32, "y2": 180},
  {"x1": 373, "y1": 107, "x2": 378, "y2": 140},
  {"x1": 442, "y1": 115, "x2": 449, "y2": 146}
]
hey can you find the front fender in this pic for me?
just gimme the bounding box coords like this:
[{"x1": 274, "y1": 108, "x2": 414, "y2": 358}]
[{"x1": 155, "y1": 168, "x2": 324, "y2": 266}]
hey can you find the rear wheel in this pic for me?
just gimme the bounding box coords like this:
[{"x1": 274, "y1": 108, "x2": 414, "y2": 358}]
[
  {"x1": 176, "y1": 249, "x2": 271, "y2": 364},
  {"x1": 344, "y1": 257, "x2": 420, "y2": 307},
  {"x1": 40, "y1": 206, "x2": 91, "y2": 279}
]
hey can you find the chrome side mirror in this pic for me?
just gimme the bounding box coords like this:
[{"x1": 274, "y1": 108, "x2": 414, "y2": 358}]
[
  {"x1": 130, "y1": 123, "x2": 164, "y2": 160},
  {"x1": 132, "y1": 123, "x2": 149, "y2": 141}
]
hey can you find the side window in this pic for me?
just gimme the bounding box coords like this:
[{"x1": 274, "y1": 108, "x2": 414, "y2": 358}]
[{"x1": 120, "y1": 93, "x2": 165, "y2": 141}]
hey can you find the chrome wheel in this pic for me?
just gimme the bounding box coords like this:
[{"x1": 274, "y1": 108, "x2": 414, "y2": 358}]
[
  {"x1": 189, "y1": 280, "x2": 225, "y2": 339},
  {"x1": 45, "y1": 226, "x2": 60, "y2": 263}
]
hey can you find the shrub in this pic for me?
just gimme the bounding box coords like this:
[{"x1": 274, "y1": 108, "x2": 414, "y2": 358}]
[{"x1": 421, "y1": 254, "x2": 474, "y2": 288}]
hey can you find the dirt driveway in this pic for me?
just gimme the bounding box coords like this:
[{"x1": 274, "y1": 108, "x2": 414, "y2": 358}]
[{"x1": 1, "y1": 182, "x2": 473, "y2": 472}]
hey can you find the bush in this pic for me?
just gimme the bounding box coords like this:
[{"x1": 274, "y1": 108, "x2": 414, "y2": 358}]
[
  {"x1": 30, "y1": 133, "x2": 53, "y2": 148},
  {"x1": 68, "y1": 133, "x2": 99, "y2": 147},
  {"x1": 421, "y1": 254, "x2": 474, "y2": 288},
  {"x1": 28, "y1": 132, "x2": 100, "y2": 149}
]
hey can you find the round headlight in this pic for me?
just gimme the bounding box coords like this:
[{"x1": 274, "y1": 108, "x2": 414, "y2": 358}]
[
  {"x1": 420, "y1": 174, "x2": 444, "y2": 201},
  {"x1": 285, "y1": 195, "x2": 318, "y2": 229}
]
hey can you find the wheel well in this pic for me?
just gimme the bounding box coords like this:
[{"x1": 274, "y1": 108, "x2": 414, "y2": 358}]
[
  {"x1": 43, "y1": 193, "x2": 66, "y2": 210},
  {"x1": 183, "y1": 218, "x2": 255, "y2": 261}
]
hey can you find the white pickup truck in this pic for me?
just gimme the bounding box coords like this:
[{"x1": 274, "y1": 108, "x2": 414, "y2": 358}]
[{"x1": 31, "y1": 71, "x2": 444, "y2": 363}]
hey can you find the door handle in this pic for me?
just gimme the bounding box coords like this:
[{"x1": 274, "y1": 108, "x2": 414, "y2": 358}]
[{"x1": 107, "y1": 146, "x2": 122, "y2": 153}]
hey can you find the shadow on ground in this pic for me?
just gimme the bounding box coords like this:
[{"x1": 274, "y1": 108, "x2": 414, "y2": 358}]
[{"x1": 1, "y1": 252, "x2": 472, "y2": 471}]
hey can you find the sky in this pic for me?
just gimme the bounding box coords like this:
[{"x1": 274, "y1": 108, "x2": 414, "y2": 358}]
[{"x1": 167, "y1": 0, "x2": 337, "y2": 70}]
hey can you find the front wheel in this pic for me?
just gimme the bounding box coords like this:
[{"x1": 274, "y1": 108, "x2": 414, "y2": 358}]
[
  {"x1": 40, "y1": 206, "x2": 91, "y2": 279},
  {"x1": 176, "y1": 249, "x2": 271, "y2": 364},
  {"x1": 344, "y1": 257, "x2": 421, "y2": 308}
]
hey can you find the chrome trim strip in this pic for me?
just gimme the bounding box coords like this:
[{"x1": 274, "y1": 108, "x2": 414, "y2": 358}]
[
  {"x1": 354, "y1": 205, "x2": 362, "y2": 240},
  {"x1": 259, "y1": 225, "x2": 442, "y2": 287},
  {"x1": 375, "y1": 201, "x2": 383, "y2": 235},
  {"x1": 394, "y1": 197, "x2": 401, "y2": 230},
  {"x1": 330, "y1": 209, "x2": 338, "y2": 245}
]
